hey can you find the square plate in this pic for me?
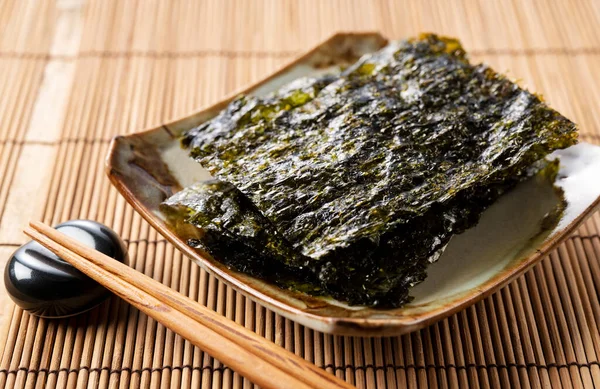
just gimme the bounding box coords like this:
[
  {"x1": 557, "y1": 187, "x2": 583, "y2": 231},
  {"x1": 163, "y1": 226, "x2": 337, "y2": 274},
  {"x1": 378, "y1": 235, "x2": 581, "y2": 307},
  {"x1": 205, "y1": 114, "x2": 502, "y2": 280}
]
[{"x1": 106, "y1": 32, "x2": 600, "y2": 336}]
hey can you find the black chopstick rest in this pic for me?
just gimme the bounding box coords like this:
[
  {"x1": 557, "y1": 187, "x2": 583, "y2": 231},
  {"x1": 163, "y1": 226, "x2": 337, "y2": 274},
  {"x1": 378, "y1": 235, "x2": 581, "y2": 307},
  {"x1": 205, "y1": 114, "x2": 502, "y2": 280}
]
[{"x1": 4, "y1": 220, "x2": 127, "y2": 318}]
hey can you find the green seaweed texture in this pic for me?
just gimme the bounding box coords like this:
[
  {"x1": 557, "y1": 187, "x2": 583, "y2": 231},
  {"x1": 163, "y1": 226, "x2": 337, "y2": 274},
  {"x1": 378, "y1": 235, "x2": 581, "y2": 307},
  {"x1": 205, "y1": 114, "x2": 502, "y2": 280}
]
[{"x1": 166, "y1": 34, "x2": 577, "y2": 307}]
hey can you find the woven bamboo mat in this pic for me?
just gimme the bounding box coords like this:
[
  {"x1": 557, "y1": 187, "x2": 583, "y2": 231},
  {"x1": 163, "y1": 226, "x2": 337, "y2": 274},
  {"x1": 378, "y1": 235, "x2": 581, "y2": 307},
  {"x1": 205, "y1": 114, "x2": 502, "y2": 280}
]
[{"x1": 1, "y1": 0, "x2": 600, "y2": 387}]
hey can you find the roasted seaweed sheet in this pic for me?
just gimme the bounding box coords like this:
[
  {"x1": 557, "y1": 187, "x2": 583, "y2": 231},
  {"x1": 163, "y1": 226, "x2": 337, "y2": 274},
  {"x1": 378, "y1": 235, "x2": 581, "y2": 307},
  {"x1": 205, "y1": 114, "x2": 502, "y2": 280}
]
[{"x1": 166, "y1": 34, "x2": 577, "y2": 307}]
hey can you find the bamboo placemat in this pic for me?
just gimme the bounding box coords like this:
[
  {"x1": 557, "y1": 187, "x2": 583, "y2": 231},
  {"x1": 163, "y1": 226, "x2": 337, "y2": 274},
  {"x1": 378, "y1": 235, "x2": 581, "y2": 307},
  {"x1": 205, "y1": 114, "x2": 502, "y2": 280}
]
[{"x1": 1, "y1": 0, "x2": 600, "y2": 388}]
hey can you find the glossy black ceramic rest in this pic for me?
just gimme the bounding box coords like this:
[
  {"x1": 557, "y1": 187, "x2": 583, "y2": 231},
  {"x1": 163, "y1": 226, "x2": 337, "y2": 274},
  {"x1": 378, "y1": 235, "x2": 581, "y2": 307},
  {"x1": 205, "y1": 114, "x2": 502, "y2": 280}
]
[{"x1": 4, "y1": 220, "x2": 127, "y2": 318}]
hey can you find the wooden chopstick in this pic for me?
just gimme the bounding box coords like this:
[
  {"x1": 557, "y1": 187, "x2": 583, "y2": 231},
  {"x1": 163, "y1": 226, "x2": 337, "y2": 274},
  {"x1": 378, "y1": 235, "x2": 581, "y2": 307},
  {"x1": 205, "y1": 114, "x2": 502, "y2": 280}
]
[
  {"x1": 23, "y1": 226, "x2": 309, "y2": 389},
  {"x1": 25, "y1": 221, "x2": 355, "y2": 389}
]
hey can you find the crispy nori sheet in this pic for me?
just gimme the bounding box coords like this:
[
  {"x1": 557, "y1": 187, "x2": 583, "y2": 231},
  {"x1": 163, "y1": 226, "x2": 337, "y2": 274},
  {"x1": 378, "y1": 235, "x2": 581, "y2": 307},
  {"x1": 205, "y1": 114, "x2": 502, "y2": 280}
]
[
  {"x1": 160, "y1": 180, "x2": 324, "y2": 294},
  {"x1": 161, "y1": 180, "x2": 302, "y2": 269},
  {"x1": 171, "y1": 34, "x2": 577, "y2": 307}
]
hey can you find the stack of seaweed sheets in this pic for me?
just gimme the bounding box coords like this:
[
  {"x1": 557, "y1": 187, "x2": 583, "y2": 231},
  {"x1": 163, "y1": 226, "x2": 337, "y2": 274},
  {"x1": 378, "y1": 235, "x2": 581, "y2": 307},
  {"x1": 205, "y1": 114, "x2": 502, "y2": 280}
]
[{"x1": 162, "y1": 34, "x2": 577, "y2": 307}]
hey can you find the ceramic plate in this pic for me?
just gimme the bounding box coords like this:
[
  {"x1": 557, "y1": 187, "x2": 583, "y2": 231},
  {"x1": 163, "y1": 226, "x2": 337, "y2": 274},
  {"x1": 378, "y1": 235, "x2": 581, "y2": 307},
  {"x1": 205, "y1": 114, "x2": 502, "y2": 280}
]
[{"x1": 106, "y1": 32, "x2": 600, "y2": 336}]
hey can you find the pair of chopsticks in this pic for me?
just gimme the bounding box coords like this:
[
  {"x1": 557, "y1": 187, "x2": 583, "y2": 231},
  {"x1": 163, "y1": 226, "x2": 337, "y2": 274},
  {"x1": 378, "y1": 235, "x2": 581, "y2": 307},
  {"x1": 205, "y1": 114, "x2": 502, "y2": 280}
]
[{"x1": 25, "y1": 221, "x2": 354, "y2": 389}]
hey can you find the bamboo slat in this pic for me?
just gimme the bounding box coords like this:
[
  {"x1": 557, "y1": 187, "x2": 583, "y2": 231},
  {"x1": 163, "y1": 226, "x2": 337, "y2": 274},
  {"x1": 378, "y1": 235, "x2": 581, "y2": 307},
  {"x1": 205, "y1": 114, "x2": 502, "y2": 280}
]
[{"x1": 1, "y1": 0, "x2": 600, "y2": 388}]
